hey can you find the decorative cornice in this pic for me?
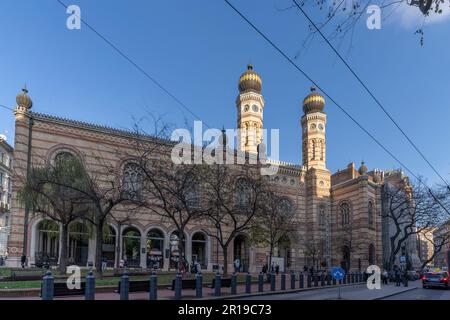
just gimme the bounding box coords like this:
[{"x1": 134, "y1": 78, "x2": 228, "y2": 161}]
[{"x1": 28, "y1": 111, "x2": 176, "y2": 147}]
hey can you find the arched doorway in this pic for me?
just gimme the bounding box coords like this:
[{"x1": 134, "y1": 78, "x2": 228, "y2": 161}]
[
  {"x1": 102, "y1": 225, "x2": 116, "y2": 268},
  {"x1": 169, "y1": 231, "x2": 186, "y2": 270},
  {"x1": 341, "y1": 245, "x2": 351, "y2": 272},
  {"x1": 35, "y1": 220, "x2": 60, "y2": 267},
  {"x1": 233, "y1": 235, "x2": 249, "y2": 272},
  {"x1": 68, "y1": 221, "x2": 89, "y2": 266},
  {"x1": 147, "y1": 229, "x2": 164, "y2": 269},
  {"x1": 192, "y1": 232, "x2": 207, "y2": 269},
  {"x1": 278, "y1": 235, "x2": 291, "y2": 271},
  {"x1": 369, "y1": 244, "x2": 375, "y2": 265},
  {"x1": 122, "y1": 227, "x2": 141, "y2": 268}
]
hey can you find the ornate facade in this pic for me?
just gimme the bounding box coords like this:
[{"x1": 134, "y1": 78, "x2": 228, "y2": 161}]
[{"x1": 6, "y1": 65, "x2": 405, "y2": 272}]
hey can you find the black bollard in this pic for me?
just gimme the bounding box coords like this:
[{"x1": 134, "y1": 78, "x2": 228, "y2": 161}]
[
  {"x1": 196, "y1": 272, "x2": 203, "y2": 298},
  {"x1": 281, "y1": 273, "x2": 286, "y2": 290},
  {"x1": 290, "y1": 271, "x2": 296, "y2": 290},
  {"x1": 300, "y1": 273, "x2": 304, "y2": 288},
  {"x1": 327, "y1": 274, "x2": 331, "y2": 286},
  {"x1": 120, "y1": 269, "x2": 129, "y2": 300},
  {"x1": 320, "y1": 274, "x2": 325, "y2": 286},
  {"x1": 85, "y1": 269, "x2": 95, "y2": 300},
  {"x1": 231, "y1": 272, "x2": 237, "y2": 295},
  {"x1": 333, "y1": 277, "x2": 337, "y2": 285},
  {"x1": 150, "y1": 271, "x2": 157, "y2": 300},
  {"x1": 314, "y1": 275, "x2": 319, "y2": 287},
  {"x1": 270, "y1": 272, "x2": 276, "y2": 291},
  {"x1": 174, "y1": 272, "x2": 182, "y2": 300},
  {"x1": 214, "y1": 272, "x2": 221, "y2": 297},
  {"x1": 307, "y1": 274, "x2": 311, "y2": 288},
  {"x1": 42, "y1": 271, "x2": 54, "y2": 300},
  {"x1": 258, "y1": 272, "x2": 264, "y2": 292}
]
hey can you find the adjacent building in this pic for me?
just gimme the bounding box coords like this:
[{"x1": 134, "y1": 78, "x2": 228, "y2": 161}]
[
  {"x1": 0, "y1": 136, "x2": 13, "y2": 259},
  {"x1": 433, "y1": 220, "x2": 450, "y2": 270}
]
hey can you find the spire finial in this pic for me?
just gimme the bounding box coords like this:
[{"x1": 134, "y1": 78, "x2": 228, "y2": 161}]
[
  {"x1": 247, "y1": 64, "x2": 253, "y2": 70},
  {"x1": 23, "y1": 84, "x2": 28, "y2": 94},
  {"x1": 310, "y1": 86, "x2": 316, "y2": 92}
]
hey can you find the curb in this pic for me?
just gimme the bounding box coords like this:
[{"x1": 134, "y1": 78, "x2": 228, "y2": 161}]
[
  {"x1": 373, "y1": 286, "x2": 419, "y2": 300},
  {"x1": 199, "y1": 282, "x2": 367, "y2": 300}
]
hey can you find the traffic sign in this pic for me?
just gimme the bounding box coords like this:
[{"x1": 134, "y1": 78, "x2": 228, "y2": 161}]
[
  {"x1": 400, "y1": 256, "x2": 406, "y2": 263},
  {"x1": 331, "y1": 267, "x2": 345, "y2": 281}
]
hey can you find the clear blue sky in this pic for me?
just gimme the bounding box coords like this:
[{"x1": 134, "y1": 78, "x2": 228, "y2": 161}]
[{"x1": 0, "y1": 0, "x2": 449, "y2": 185}]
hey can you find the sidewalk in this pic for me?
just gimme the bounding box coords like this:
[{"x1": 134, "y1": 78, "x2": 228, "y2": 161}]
[{"x1": 0, "y1": 276, "x2": 406, "y2": 300}]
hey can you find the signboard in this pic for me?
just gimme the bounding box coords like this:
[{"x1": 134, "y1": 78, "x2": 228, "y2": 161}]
[
  {"x1": 400, "y1": 256, "x2": 406, "y2": 263},
  {"x1": 331, "y1": 267, "x2": 345, "y2": 281}
]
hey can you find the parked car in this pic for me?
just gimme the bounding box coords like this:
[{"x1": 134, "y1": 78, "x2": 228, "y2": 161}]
[{"x1": 422, "y1": 272, "x2": 449, "y2": 289}]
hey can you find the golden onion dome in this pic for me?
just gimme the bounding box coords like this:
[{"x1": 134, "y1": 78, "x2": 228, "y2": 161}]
[
  {"x1": 303, "y1": 87, "x2": 325, "y2": 114},
  {"x1": 238, "y1": 64, "x2": 262, "y2": 94},
  {"x1": 16, "y1": 86, "x2": 33, "y2": 109}
]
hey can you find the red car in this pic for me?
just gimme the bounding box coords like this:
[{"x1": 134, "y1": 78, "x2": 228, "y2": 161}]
[{"x1": 422, "y1": 272, "x2": 449, "y2": 289}]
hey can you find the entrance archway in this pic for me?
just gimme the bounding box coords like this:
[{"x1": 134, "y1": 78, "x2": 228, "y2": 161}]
[
  {"x1": 278, "y1": 235, "x2": 291, "y2": 271},
  {"x1": 233, "y1": 235, "x2": 249, "y2": 272},
  {"x1": 122, "y1": 227, "x2": 141, "y2": 267},
  {"x1": 192, "y1": 232, "x2": 207, "y2": 269},
  {"x1": 68, "y1": 221, "x2": 89, "y2": 266},
  {"x1": 341, "y1": 245, "x2": 351, "y2": 272},
  {"x1": 102, "y1": 225, "x2": 116, "y2": 268},
  {"x1": 369, "y1": 244, "x2": 375, "y2": 265},
  {"x1": 35, "y1": 220, "x2": 60, "y2": 267},
  {"x1": 169, "y1": 231, "x2": 186, "y2": 270},
  {"x1": 147, "y1": 229, "x2": 164, "y2": 269}
]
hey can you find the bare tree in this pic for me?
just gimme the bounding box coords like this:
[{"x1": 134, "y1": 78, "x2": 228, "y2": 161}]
[
  {"x1": 382, "y1": 180, "x2": 449, "y2": 270},
  {"x1": 302, "y1": 234, "x2": 326, "y2": 271},
  {"x1": 198, "y1": 163, "x2": 267, "y2": 275},
  {"x1": 251, "y1": 191, "x2": 298, "y2": 273},
  {"x1": 279, "y1": 0, "x2": 448, "y2": 49}
]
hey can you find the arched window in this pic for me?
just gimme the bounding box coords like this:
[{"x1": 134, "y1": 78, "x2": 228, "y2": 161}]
[
  {"x1": 184, "y1": 173, "x2": 199, "y2": 208},
  {"x1": 278, "y1": 198, "x2": 293, "y2": 216},
  {"x1": 318, "y1": 205, "x2": 325, "y2": 227},
  {"x1": 340, "y1": 202, "x2": 350, "y2": 226},
  {"x1": 54, "y1": 151, "x2": 74, "y2": 163},
  {"x1": 236, "y1": 178, "x2": 251, "y2": 208},
  {"x1": 147, "y1": 229, "x2": 164, "y2": 269},
  {"x1": 123, "y1": 163, "x2": 143, "y2": 200},
  {"x1": 311, "y1": 140, "x2": 316, "y2": 160},
  {"x1": 368, "y1": 201, "x2": 374, "y2": 227},
  {"x1": 320, "y1": 140, "x2": 324, "y2": 160}
]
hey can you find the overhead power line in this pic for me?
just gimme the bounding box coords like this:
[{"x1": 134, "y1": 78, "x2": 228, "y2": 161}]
[
  {"x1": 223, "y1": 0, "x2": 450, "y2": 215},
  {"x1": 55, "y1": 0, "x2": 211, "y2": 128},
  {"x1": 0, "y1": 104, "x2": 13, "y2": 111},
  {"x1": 291, "y1": 0, "x2": 450, "y2": 191}
]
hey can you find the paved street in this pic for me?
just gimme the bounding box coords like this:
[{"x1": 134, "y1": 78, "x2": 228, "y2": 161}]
[
  {"x1": 383, "y1": 287, "x2": 450, "y2": 300},
  {"x1": 236, "y1": 281, "x2": 422, "y2": 300}
]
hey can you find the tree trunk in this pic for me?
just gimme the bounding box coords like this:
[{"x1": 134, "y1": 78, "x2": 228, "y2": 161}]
[
  {"x1": 115, "y1": 224, "x2": 122, "y2": 269},
  {"x1": 222, "y1": 246, "x2": 228, "y2": 275},
  {"x1": 59, "y1": 224, "x2": 69, "y2": 274},
  {"x1": 95, "y1": 222, "x2": 104, "y2": 278}
]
